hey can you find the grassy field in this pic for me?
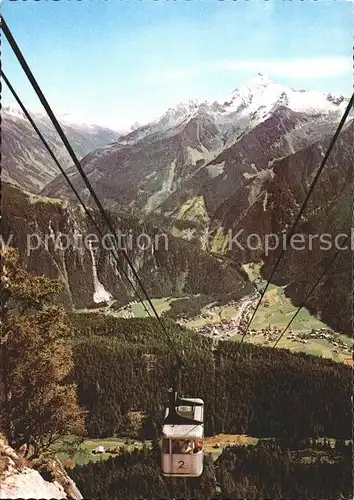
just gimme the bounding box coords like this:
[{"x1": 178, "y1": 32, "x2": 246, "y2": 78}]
[
  {"x1": 180, "y1": 261, "x2": 352, "y2": 364},
  {"x1": 132, "y1": 296, "x2": 239, "y2": 325},
  {"x1": 184, "y1": 288, "x2": 326, "y2": 334},
  {"x1": 76, "y1": 258, "x2": 352, "y2": 364},
  {"x1": 184, "y1": 303, "x2": 236, "y2": 329},
  {"x1": 229, "y1": 328, "x2": 351, "y2": 363},
  {"x1": 126, "y1": 290, "x2": 352, "y2": 364},
  {"x1": 52, "y1": 437, "x2": 149, "y2": 466},
  {"x1": 176, "y1": 195, "x2": 209, "y2": 223},
  {"x1": 54, "y1": 434, "x2": 350, "y2": 467},
  {"x1": 242, "y1": 263, "x2": 327, "y2": 331},
  {"x1": 53, "y1": 435, "x2": 261, "y2": 466},
  {"x1": 131, "y1": 297, "x2": 179, "y2": 317},
  {"x1": 249, "y1": 287, "x2": 327, "y2": 332},
  {"x1": 236, "y1": 263, "x2": 352, "y2": 362}
]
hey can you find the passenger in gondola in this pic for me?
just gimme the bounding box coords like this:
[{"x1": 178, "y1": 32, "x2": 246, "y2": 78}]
[
  {"x1": 181, "y1": 440, "x2": 194, "y2": 454},
  {"x1": 193, "y1": 439, "x2": 202, "y2": 453}
]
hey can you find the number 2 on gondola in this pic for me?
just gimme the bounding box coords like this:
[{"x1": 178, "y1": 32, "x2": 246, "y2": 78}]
[{"x1": 178, "y1": 460, "x2": 184, "y2": 468}]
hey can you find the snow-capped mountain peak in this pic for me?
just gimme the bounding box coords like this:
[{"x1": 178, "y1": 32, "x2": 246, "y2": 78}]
[
  {"x1": 119, "y1": 75, "x2": 349, "y2": 148},
  {"x1": 148, "y1": 75, "x2": 348, "y2": 136},
  {"x1": 3, "y1": 104, "x2": 120, "y2": 133},
  {"x1": 3, "y1": 104, "x2": 26, "y2": 119},
  {"x1": 226, "y1": 74, "x2": 345, "y2": 119},
  {"x1": 119, "y1": 99, "x2": 206, "y2": 144},
  {"x1": 243, "y1": 72, "x2": 274, "y2": 89},
  {"x1": 2, "y1": 104, "x2": 119, "y2": 193},
  {"x1": 227, "y1": 74, "x2": 283, "y2": 115},
  {"x1": 326, "y1": 93, "x2": 345, "y2": 106},
  {"x1": 230, "y1": 73, "x2": 273, "y2": 95},
  {"x1": 159, "y1": 100, "x2": 201, "y2": 127}
]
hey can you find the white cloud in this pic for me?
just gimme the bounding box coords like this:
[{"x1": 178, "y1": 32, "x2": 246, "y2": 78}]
[
  {"x1": 149, "y1": 56, "x2": 351, "y2": 84},
  {"x1": 215, "y1": 57, "x2": 352, "y2": 79}
]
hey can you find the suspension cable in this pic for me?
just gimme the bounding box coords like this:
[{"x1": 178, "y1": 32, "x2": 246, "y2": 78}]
[
  {"x1": 1, "y1": 17, "x2": 184, "y2": 368},
  {"x1": 237, "y1": 93, "x2": 354, "y2": 349},
  {"x1": 273, "y1": 235, "x2": 349, "y2": 347},
  {"x1": 1, "y1": 70, "x2": 152, "y2": 319}
]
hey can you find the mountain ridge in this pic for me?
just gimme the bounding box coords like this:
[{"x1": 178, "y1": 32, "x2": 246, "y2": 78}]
[
  {"x1": 5, "y1": 76, "x2": 352, "y2": 333},
  {"x1": 42, "y1": 76, "x2": 349, "y2": 218},
  {"x1": 2, "y1": 182, "x2": 252, "y2": 309},
  {"x1": 2, "y1": 105, "x2": 119, "y2": 194}
]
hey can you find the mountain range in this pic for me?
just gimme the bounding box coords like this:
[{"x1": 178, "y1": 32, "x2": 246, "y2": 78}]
[
  {"x1": 2, "y1": 105, "x2": 119, "y2": 193},
  {"x1": 3, "y1": 74, "x2": 353, "y2": 333},
  {"x1": 42, "y1": 74, "x2": 349, "y2": 217}
]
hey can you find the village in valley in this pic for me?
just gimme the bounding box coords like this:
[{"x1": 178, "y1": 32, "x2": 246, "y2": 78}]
[
  {"x1": 177, "y1": 293, "x2": 352, "y2": 363},
  {"x1": 78, "y1": 287, "x2": 353, "y2": 364}
]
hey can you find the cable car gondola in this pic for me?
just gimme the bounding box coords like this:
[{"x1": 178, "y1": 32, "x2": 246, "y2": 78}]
[{"x1": 161, "y1": 390, "x2": 204, "y2": 477}]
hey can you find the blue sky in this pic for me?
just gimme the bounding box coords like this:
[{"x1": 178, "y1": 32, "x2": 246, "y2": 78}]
[{"x1": 2, "y1": 0, "x2": 353, "y2": 131}]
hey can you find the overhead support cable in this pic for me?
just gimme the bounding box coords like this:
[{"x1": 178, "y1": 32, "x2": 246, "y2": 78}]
[
  {"x1": 1, "y1": 70, "x2": 152, "y2": 318},
  {"x1": 236, "y1": 93, "x2": 354, "y2": 350},
  {"x1": 273, "y1": 235, "x2": 350, "y2": 347},
  {"x1": 1, "y1": 17, "x2": 183, "y2": 367}
]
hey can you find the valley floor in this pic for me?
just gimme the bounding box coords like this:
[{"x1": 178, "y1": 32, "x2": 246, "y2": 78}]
[
  {"x1": 55, "y1": 434, "x2": 350, "y2": 467},
  {"x1": 75, "y1": 276, "x2": 353, "y2": 365}
]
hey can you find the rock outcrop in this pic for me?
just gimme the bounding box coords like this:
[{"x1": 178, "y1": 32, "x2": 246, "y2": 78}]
[
  {"x1": 0, "y1": 436, "x2": 82, "y2": 499},
  {"x1": 2, "y1": 106, "x2": 119, "y2": 194},
  {"x1": 2, "y1": 182, "x2": 252, "y2": 309}
]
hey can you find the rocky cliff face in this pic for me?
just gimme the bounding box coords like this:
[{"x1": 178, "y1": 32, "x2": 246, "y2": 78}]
[
  {"x1": 2, "y1": 106, "x2": 119, "y2": 194},
  {"x1": 6, "y1": 76, "x2": 352, "y2": 333},
  {"x1": 0, "y1": 436, "x2": 82, "y2": 499},
  {"x1": 211, "y1": 119, "x2": 353, "y2": 334},
  {"x1": 42, "y1": 105, "x2": 226, "y2": 216},
  {"x1": 2, "y1": 183, "x2": 252, "y2": 309}
]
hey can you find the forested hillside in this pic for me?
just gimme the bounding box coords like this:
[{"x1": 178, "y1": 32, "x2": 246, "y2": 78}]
[
  {"x1": 2, "y1": 182, "x2": 251, "y2": 309},
  {"x1": 1, "y1": 251, "x2": 351, "y2": 499},
  {"x1": 69, "y1": 439, "x2": 352, "y2": 499},
  {"x1": 71, "y1": 313, "x2": 351, "y2": 440}
]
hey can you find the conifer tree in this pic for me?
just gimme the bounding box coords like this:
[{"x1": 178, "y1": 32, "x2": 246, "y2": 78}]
[{"x1": 0, "y1": 247, "x2": 85, "y2": 457}]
